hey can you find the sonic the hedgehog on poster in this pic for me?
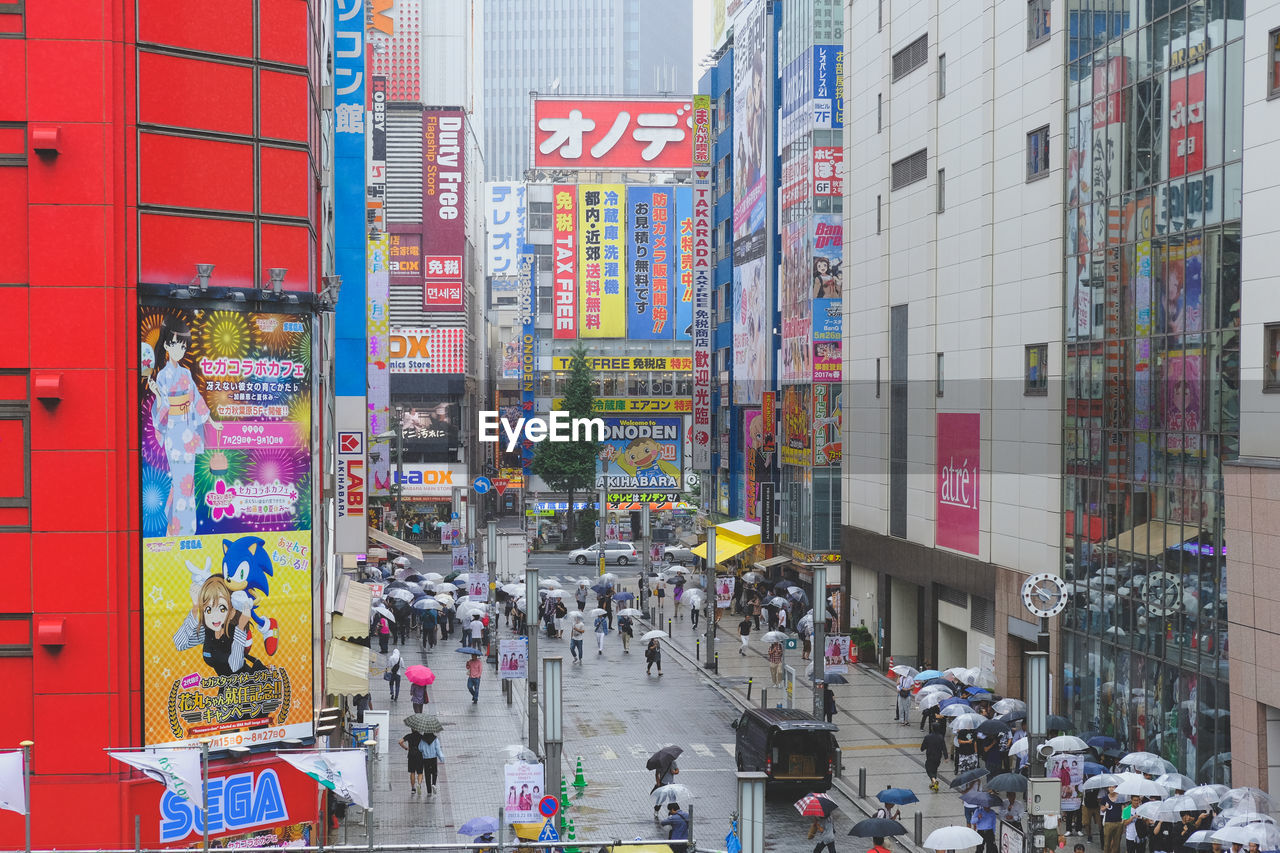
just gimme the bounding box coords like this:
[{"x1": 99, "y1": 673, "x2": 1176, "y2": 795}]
[{"x1": 221, "y1": 535, "x2": 279, "y2": 656}]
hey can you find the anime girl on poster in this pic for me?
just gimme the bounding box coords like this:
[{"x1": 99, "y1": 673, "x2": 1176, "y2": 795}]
[{"x1": 147, "y1": 314, "x2": 218, "y2": 536}]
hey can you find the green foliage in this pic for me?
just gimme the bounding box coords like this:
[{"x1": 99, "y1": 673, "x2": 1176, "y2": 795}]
[{"x1": 530, "y1": 344, "x2": 599, "y2": 544}]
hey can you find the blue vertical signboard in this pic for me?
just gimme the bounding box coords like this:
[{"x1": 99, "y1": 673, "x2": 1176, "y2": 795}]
[
  {"x1": 333, "y1": 0, "x2": 367, "y2": 554},
  {"x1": 626, "y1": 186, "x2": 666, "y2": 340},
  {"x1": 519, "y1": 252, "x2": 537, "y2": 479},
  {"x1": 813, "y1": 44, "x2": 844, "y2": 130}
]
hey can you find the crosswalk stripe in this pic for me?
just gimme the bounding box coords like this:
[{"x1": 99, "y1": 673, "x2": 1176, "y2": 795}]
[
  {"x1": 628, "y1": 743, "x2": 647, "y2": 758},
  {"x1": 721, "y1": 744, "x2": 736, "y2": 757},
  {"x1": 601, "y1": 747, "x2": 618, "y2": 761},
  {"x1": 691, "y1": 743, "x2": 713, "y2": 758}
]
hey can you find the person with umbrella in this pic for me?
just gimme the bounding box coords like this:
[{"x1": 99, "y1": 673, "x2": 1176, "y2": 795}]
[
  {"x1": 969, "y1": 797, "x2": 999, "y2": 853},
  {"x1": 553, "y1": 597, "x2": 567, "y2": 638},
  {"x1": 921, "y1": 723, "x2": 948, "y2": 791},
  {"x1": 645, "y1": 636, "x2": 664, "y2": 676},
  {"x1": 417, "y1": 731, "x2": 444, "y2": 796},
  {"x1": 397, "y1": 727, "x2": 426, "y2": 793},
  {"x1": 808, "y1": 811, "x2": 837, "y2": 853},
  {"x1": 593, "y1": 610, "x2": 610, "y2": 656},
  {"x1": 569, "y1": 616, "x2": 585, "y2": 663},
  {"x1": 739, "y1": 615, "x2": 752, "y2": 655},
  {"x1": 422, "y1": 605, "x2": 438, "y2": 650},
  {"x1": 618, "y1": 610, "x2": 634, "y2": 653},
  {"x1": 465, "y1": 652, "x2": 483, "y2": 704},
  {"x1": 376, "y1": 612, "x2": 391, "y2": 653},
  {"x1": 1000, "y1": 792, "x2": 1025, "y2": 824},
  {"x1": 894, "y1": 669, "x2": 915, "y2": 726},
  {"x1": 821, "y1": 681, "x2": 837, "y2": 723},
  {"x1": 386, "y1": 648, "x2": 402, "y2": 701},
  {"x1": 649, "y1": 748, "x2": 680, "y2": 816},
  {"x1": 768, "y1": 640, "x2": 785, "y2": 687}
]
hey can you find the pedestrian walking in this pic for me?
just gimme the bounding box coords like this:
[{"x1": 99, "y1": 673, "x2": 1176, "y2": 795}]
[
  {"x1": 689, "y1": 597, "x2": 700, "y2": 629},
  {"x1": 397, "y1": 729, "x2": 425, "y2": 793},
  {"x1": 894, "y1": 671, "x2": 915, "y2": 725},
  {"x1": 618, "y1": 613, "x2": 633, "y2": 653},
  {"x1": 385, "y1": 648, "x2": 402, "y2": 701},
  {"x1": 807, "y1": 813, "x2": 836, "y2": 853},
  {"x1": 594, "y1": 612, "x2": 609, "y2": 655},
  {"x1": 409, "y1": 680, "x2": 428, "y2": 714},
  {"x1": 920, "y1": 723, "x2": 948, "y2": 791},
  {"x1": 672, "y1": 583, "x2": 683, "y2": 619},
  {"x1": 651, "y1": 759, "x2": 679, "y2": 815},
  {"x1": 1083, "y1": 783, "x2": 1101, "y2": 842},
  {"x1": 821, "y1": 683, "x2": 836, "y2": 723},
  {"x1": 465, "y1": 652, "x2": 483, "y2": 703},
  {"x1": 468, "y1": 614, "x2": 485, "y2": 650},
  {"x1": 800, "y1": 622, "x2": 812, "y2": 661},
  {"x1": 777, "y1": 606, "x2": 788, "y2": 633},
  {"x1": 660, "y1": 802, "x2": 690, "y2": 849},
  {"x1": 554, "y1": 599, "x2": 567, "y2": 638},
  {"x1": 866, "y1": 837, "x2": 891, "y2": 853},
  {"x1": 1122, "y1": 796, "x2": 1146, "y2": 853},
  {"x1": 422, "y1": 608, "x2": 437, "y2": 649},
  {"x1": 956, "y1": 729, "x2": 979, "y2": 775},
  {"x1": 570, "y1": 618, "x2": 585, "y2": 663},
  {"x1": 418, "y1": 732, "x2": 443, "y2": 796},
  {"x1": 1101, "y1": 786, "x2": 1126, "y2": 853},
  {"x1": 575, "y1": 586, "x2": 587, "y2": 613},
  {"x1": 970, "y1": 802, "x2": 999, "y2": 853},
  {"x1": 751, "y1": 596, "x2": 762, "y2": 630},
  {"x1": 873, "y1": 801, "x2": 902, "y2": 822},
  {"x1": 768, "y1": 641, "x2": 784, "y2": 686},
  {"x1": 645, "y1": 638, "x2": 663, "y2": 676},
  {"x1": 377, "y1": 615, "x2": 391, "y2": 653},
  {"x1": 739, "y1": 616, "x2": 752, "y2": 655},
  {"x1": 353, "y1": 691, "x2": 372, "y2": 723}
]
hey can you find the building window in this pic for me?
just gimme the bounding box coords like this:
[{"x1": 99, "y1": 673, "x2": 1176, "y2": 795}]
[
  {"x1": 878, "y1": 0, "x2": 883, "y2": 32},
  {"x1": 936, "y1": 168, "x2": 945, "y2": 213},
  {"x1": 0, "y1": 371, "x2": 30, "y2": 529},
  {"x1": 1028, "y1": 0, "x2": 1050, "y2": 47},
  {"x1": 876, "y1": 358, "x2": 881, "y2": 398},
  {"x1": 1265, "y1": 324, "x2": 1280, "y2": 392},
  {"x1": 876, "y1": 194, "x2": 882, "y2": 233},
  {"x1": 877, "y1": 93, "x2": 883, "y2": 133},
  {"x1": 938, "y1": 53, "x2": 947, "y2": 98},
  {"x1": 528, "y1": 200, "x2": 552, "y2": 230},
  {"x1": 892, "y1": 35, "x2": 929, "y2": 82},
  {"x1": 0, "y1": 1, "x2": 21, "y2": 35},
  {"x1": 0, "y1": 614, "x2": 32, "y2": 657},
  {"x1": 891, "y1": 149, "x2": 928, "y2": 190},
  {"x1": 1025, "y1": 343, "x2": 1048, "y2": 395},
  {"x1": 1026, "y1": 126, "x2": 1050, "y2": 181},
  {"x1": 936, "y1": 352, "x2": 945, "y2": 397},
  {"x1": 1270, "y1": 28, "x2": 1280, "y2": 99}
]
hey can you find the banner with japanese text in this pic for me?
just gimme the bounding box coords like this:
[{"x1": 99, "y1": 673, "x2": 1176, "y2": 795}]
[
  {"x1": 812, "y1": 213, "x2": 843, "y2": 382},
  {"x1": 626, "y1": 186, "x2": 672, "y2": 340},
  {"x1": 674, "y1": 185, "x2": 694, "y2": 340},
  {"x1": 578, "y1": 184, "x2": 626, "y2": 338},
  {"x1": 422, "y1": 109, "x2": 465, "y2": 311},
  {"x1": 552, "y1": 184, "x2": 577, "y2": 339},
  {"x1": 486, "y1": 182, "x2": 526, "y2": 278},
  {"x1": 139, "y1": 304, "x2": 313, "y2": 749},
  {"x1": 691, "y1": 152, "x2": 714, "y2": 470}
]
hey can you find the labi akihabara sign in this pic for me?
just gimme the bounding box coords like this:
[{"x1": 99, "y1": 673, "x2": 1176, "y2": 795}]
[{"x1": 138, "y1": 304, "x2": 314, "y2": 749}]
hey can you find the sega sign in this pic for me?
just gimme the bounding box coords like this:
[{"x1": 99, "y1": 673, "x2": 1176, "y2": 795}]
[{"x1": 160, "y1": 769, "x2": 288, "y2": 843}]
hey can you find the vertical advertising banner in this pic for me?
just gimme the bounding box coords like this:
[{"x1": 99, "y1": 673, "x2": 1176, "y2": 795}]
[
  {"x1": 743, "y1": 410, "x2": 763, "y2": 523},
  {"x1": 675, "y1": 185, "x2": 694, "y2": 341},
  {"x1": 734, "y1": 256, "x2": 768, "y2": 405},
  {"x1": 690, "y1": 116, "x2": 714, "y2": 469},
  {"x1": 813, "y1": 146, "x2": 844, "y2": 196},
  {"x1": 578, "y1": 184, "x2": 626, "y2": 337},
  {"x1": 367, "y1": 233, "x2": 391, "y2": 496},
  {"x1": 333, "y1": 0, "x2": 367, "y2": 439},
  {"x1": 812, "y1": 44, "x2": 845, "y2": 130},
  {"x1": 486, "y1": 182, "x2": 526, "y2": 278},
  {"x1": 626, "y1": 186, "x2": 671, "y2": 340},
  {"x1": 139, "y1": 306, "x2": 314, "y2": 748},
  {"x1": 812, "y1": 383, "x2": 843, "y2": 466},
  {"x1": 936, "y1": 413, "x2": 981, "y2": 556},
  {"x1": 731, "y1": 0, "x2": 767, "y2": 255},
  {"x1": 780, "y1": 385, "x2": 812, "y2": 467},
  {"x1": 519, "y1": 254, "x2": 537, "y2": 476},
  {"x1": 423, "y1": 109, "x2": 466, "y2": 311},
  {"x1": 780, "y1": 220, "x2": 812, "y2": 384},
  {"x1": 552, "y1": 184, "x2": 578, "y2": 339},
  {"x1": 499, "y1": 637, "x2": 528, "y2": 679},
  {"x1": 812, "y1": 213, "x2": 843, "y2": 382},
  {"x1": 503, "y1": 762, "x2": 545, "y2": 824}
]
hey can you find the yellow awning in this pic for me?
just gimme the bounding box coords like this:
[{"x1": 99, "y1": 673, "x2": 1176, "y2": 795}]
[
  {"x1": 691, "y1": 520, "x2": 762, "y2": 565},
  {"x1": 368, "y1": 526, "x2": 423, "y2": 560},
  {"x1": 1104, "y1": 520, "x2": 1184, "y2": 558},
  {"x1": 325, "y1": 638, "x2": 373, "y2": 697},
  {"x1": 332, "y1": 576, "x2": 372, "y2": 640}
]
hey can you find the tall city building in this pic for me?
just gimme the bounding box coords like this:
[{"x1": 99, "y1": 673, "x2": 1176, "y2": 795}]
[
  {"x1": 1058, "y1": 0, "x2": 1242, "y2": 783},
  {"x1": 840, "y1": 0, "x2": 1066, "y2": 689},
  {"x1": 482, "y1": 0, "x2": 693, "y2": 180}
]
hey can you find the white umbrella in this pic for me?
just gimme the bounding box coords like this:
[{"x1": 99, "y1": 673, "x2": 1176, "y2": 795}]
[
  {"x1": 1081, "y1": 773, "x2": 1126, "y2": 791},
  {"x1": 1184, "y1": 785, "x2": 1228, "y2": 807},
  {"x1": 513, "y1": 597, "x2": 527, "y2": 613},
  {"x1": 923, "y1": 826, "x2": 984, "y2": 850},
  {"x1": 1162, "y1": 795, "x2": 1202, "y2": 813},
  {"x1": 1115, "y1": 778, "x2": 1172, "y2": 798},
  {"x1": 423, "y1": 572, "x2": 444, "y2": 583},
  {"x1": 392, "y1": 556, "x2": 411, "y2": 566},
  {"x1": 940, "y1": 704, "x2": 974, "y2": 718},
  {"x1": 1135, "y1": 801, "x2": 1181, "y2": 822},
  {"x1": 385, "y1": 588, "x2": 416, "y2": 602},
  {"x1": 685, "y1": 590, "x2": 705, "y2": 607},
  {"x1": 372, "y1": 604, "x2": 395, "y2": 621},
  {"x1": 538, "y1": 578, "x2": 561, "y2": 588},
  {"x1": 992, "y1": 698, "x2": 1026, "y2": 715},
  {"x1": 651, "y1": 783, "x2": 693, "y2": 806},
  {"x1": 642, "y1": 630, "x2": 668, "y2": 641},
  {"x1": 545, "y1": 589, "x2": 569, "y2": 599},
  {"x1": 664, "y1": 566, "x2": 691, "y2": 575},
  {"x1": 1008, "y1": 738, "x2": 1029, "y2": 758},
  {"x1": 891, "y1": 665, "x2": 919, "y2": 678},
  {"x1": 564, "y1": 610, "x2": 584, "y2": 621},
  {"x1": 618, "y1": 608, "x2": 644, "y2": 617},
  {"x1": 434, "y1": 593, "x2": 455, "y2": 605},
  {"x1": 917, "y1": 693, "x2": 945, "y2": 711},
  {"x1": 599, "y1": 572, "x2": 618, "y2": 582},
  {"x1": 1212, "y1": 826, "x2": 1258, "y2": 847},
  {"x1": 453, "y1": 573, "x2": 470, "y2": 583},
  {"x1": 434, "y1": 582, "x2": 458, "y2": 593},
  {"x1": 761, "y1": 631, "x2": 788, "y2": 643},
  {"x1": 1119, "y1": 751, "x2": 1174, "y2": 775},
  {"x1": 947, "y1": 713, "x2": 986, "y2": 731},
  {"x1": 1046, "y1": 735, "x2": 1090, "y2": 752},
  {"x1": 741, "y1": 572, "x2": 764, "y2": 584},
  {"x1": 587, "y1": 608, "x2": 607, "y2": 617},
  {"x1": 1157, "y1": 773, "x2": 1197, "y2": 792}
]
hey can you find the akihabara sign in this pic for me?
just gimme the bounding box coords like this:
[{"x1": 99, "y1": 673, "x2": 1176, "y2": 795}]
[
  {"x1": 423, "y1": 109, "x2": 465, "y2": 310},
  {"x1": 533, "y1": 98, "x2": 694, "y2": 170}
]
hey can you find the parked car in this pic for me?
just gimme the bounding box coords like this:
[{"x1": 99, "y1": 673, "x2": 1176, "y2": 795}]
[
  {"x1": 567, "y1": 542, "x2": 638, "y2": 566},
  {"x1": 662, "y1": 545, "x2": 697, "y2": 565},
  {"x1": 732, "y1": 707, "x2": 839, "y2": 791}
]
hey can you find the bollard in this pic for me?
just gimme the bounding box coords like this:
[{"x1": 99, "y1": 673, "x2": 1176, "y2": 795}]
[
  {"x1": 714, "y1": 651, "x2": 719, "y2": 673},
  {"x1": 858, "y1": 766, "x2": 866, "y2": 798},
  {"x1": 761, "y1": 688, "x2": 767, "y2": 708},
  {"x1": 668, "y1": 618, "x2": 672, "y2": 637},
  {"x1": 696, "y1": 638, "x2": 700, "y2": 659},
  {"x1": 914, "y1": 811, "x2": 923, "y2": 846},
  {"x1": 746, "y1": 677, "x2": 753, "y2": 701}
]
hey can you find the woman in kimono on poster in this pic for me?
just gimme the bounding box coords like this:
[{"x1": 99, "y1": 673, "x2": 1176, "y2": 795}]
[{"x1": 147, "y1": 314, "x2": 218, "y2": 536}]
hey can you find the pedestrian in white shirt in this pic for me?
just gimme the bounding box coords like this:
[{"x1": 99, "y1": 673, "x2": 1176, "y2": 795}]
[{"x1": 896, "y1": 673, "x2": 915, "y2": 725}]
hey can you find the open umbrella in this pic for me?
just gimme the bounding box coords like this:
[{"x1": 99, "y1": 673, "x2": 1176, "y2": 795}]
[
  {"x1": 501, "y1": 745, "x2": 539, "y2": 762},
  {"x1": 891, "y1": 665, "x2": 919, "y2": 678},
  {"x1": 618, "y1": 608, "x2": 644, "y2": 618},
  {"x1": 613, "y1": 591, "x2": 635, "y2": 602},
  {"x1": 768, "y1": 596, "x2": 788, "y2": 608},
  {"x1": 1184, "y1": 830, "x2": 1216, "y2": 850},
  {"x1": 652, "y1": 783, "x2": 693, "y2": 807},
  {"x1": 1119, "y1": 751, "x2": 1174, "y2": 776},
  {"x1": 1184, "y1": 785, "x2": 1228, "y2": 808},
  {"x1": 923, "y1": 826, "x2": 984, "y2": 850},
  {"x1": 962, "y1": 790, "x2": 1003, "y2": 808},
  {"x1": 641, "y1": 630, "x2": 668, "y2": 641},
  {"x1": 875, "y1": 787, "x2": 919, "y2": 805},
  {"x1": 794, "y1": 792, "x2": 839, "y2": 817},
  {"x1": 939, "y1": 697, "x2": 971, "y2": 710},
  {"x1": 998, "y1": 710, "x2": 1028, "y2": 723},
  {"x1": 403, "y1": 713, "x2": 443, "y2": 734},
  {"x1": 422, "y1": 572, "x2": 444, "y2": 583},
  {"x1": 1211, "y1": 826, "x2": 1259, "y2": 847},
  {"x1": 1157, "y1": 773, "x2": 1196, "y2": 792},
  {"x1": 1046, "y1": 714, "x2": 1074, "y2": 731},
  {"x1": 1162, "y1": 795, "x2": 1202, "y2": 814},
  {"x1": 587, "y1": 608, "x2": 607, "y2": 618},
  {"x1": 372, "y1": 604, "x2": 396, "y2": 621},
  {"x1": 646, "y1": 745, "x2": 683, "y2": 772},
  {"x1": 992, "y1": 698, "x2": 1027, "y2": 715},
  {"x1": 384, "y1": 587, "x2": 415, "y2": 602},
  {"x1": 544, "y1": 589, "x2": 569, "y2": 599},
  {"x1": 458, "y1": 817, "x2": 499, "y2": 836},
  {"x1": 1081, "y1": 773, "x2": 1126, "y2": 791},
  {"x1": 1135, "y1": 801, "x2": 1182, "y2": 823},
  {"x1": 987, "y1": 773, "x2": 1029, "y2": 793},
  {"x1": 850, "y1": 818, "x2": 908, "y2": 838},
  {"x1": 1114, "y1": 778, "x2": 1171, "y2": 798},
  {"x1": 948, "y1": 713, "x2": 987, "y2": 732},
  {"x1": 918, "y1": 693, "x2": 946, "y2": 711},
  {"x1": 1046, "y1": 735, "x2": 1090, "y2": 752},
  {"x1": 822, "y1": 673, "x2": 849, "y2": 685},
  {"x1": 915, "y1": 669, "x2": 945, "y2": 681},
  {"x1": 1083, "y1": 762, "x2": 1108, "y2": 778},
  {"x1": 455, "y1": 646, "x2": 483, "y2": 655},
  {"x1": 564, "y1": 610, "x2": 583, "y2": 621},
  {"x1": 1088, "y1": 735, "x2": 1122, "y2": 751},
  {"x1": 404, "y1": 664, "x2": 435, "y2": 685},
  {"x1": 950, "y1": 768, "x2": 989, "y2": 789},
  {"x1": 1219, "y1": 787, "x2": 1274, "y2": 813},
  {"x1": 1009, "y1": 738, "x2": 1030, "y2": 759},
  {"x1": 977, "y1": 719, "x2": 1011, "y2": 738},
  {"x1": 411, "y1": 596, "x2": 442, "y2": 611},
  {"x1": 761, "y1": 631, "x2": 788, "y2": 644},
  {"x1": 741, "y1": 571, "x2": 765, "y2": 584}
]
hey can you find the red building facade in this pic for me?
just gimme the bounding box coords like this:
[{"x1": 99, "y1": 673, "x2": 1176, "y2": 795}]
[{"x1": 0, "y1": 0, "x2": 325, "y2": 845}]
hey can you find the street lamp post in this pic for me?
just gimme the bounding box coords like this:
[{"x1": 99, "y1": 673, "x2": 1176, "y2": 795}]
[
  {"x1": 525, "y1": 565, "x2": 540, "y2": 755},
  {"x1": 704, "y1": 526, "x2": 717, "y2": 670},
  {"x1": 487, "y1": 519, "x2": 498, "y2": 665},
  {"x1": 543, "y1": 656, "x2": 563, "y2": 802},
  {"x1": 811, "y1": 565, "x2": 827, "y2": 717}
]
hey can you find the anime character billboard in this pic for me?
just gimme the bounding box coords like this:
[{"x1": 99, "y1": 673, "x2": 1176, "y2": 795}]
[
  {"x1": 595, "y1": 417, "x2": 683, "y2": 492},
  {"x1": 139, "y1": 305, "x2": 314, "y2": 749}
]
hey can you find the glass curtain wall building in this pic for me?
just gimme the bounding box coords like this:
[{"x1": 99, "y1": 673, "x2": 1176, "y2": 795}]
[{"x1": 1060, "y1": 0, "x2": 1242, "y2": 783}]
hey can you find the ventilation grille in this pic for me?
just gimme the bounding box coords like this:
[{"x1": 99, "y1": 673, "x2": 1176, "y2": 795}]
[
  {"x1": 938, "y1": 585, "x2": 968, "y2": 609},
  {"x1": 892, "y1": 34, "x2": 928, "y2": 81},
  {"x1": 891, "y1": 149, "x2": 928, "y2": 190},
  {"x1": 970, "y1": 596, "x2": 995, "y2": 637},
  {"x1": 387, "y1": 111, "x2": 423, "y2": 223}
]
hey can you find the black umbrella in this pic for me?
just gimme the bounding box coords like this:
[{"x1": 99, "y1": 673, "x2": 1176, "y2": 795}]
[
  {"x1": 998, "y1": 711, "x2": 1027, "y2": 723},
  {"x1": 1046, "y1": 714, "x2": 1074, "y2": 731},
  {"x1": 849, "y1": 819, "x2": 907, "y2": 838},
  {"x1": 977, "y1": 719, "x2": 1011, "y2": 738},
  {"x1": 646, "y1": 745, "x2": 683, "y2": 772},
  {"x1": 987, "y1": 773, "x2": 1029, "y2": 793},
  {"x1": 962, "y1": 790, "x2": 1004, "y2": 808},
  {"x1": 950, "y1": 768, "x2": 989, "y2": 789},
  {"x1": 821, "y1": 673, "x2": 849, "y2": 685}
]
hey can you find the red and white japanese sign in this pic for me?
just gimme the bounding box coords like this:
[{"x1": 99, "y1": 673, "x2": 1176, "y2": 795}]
[
  {"x1": 423, "y1": 109, "x2": 466, "y2": 311},
  {"x1": 692, "y1": 94, "x2": 712, "y2": 166},
  {"x1": 1167, "y1": 69, "x2": 1204, "y2": 179},
  {"x1": 533, "y1": 97, "x2": 695, "y2": 170},
  {"x1": 691, "y1": 166, "x2": 714, "y2": 470},
  {"x1": 552, "y1": 184, "x2": 577, "y2": 339},
  {"x1": 813, "y1": 146, "x2": 843, "y2": 196}
]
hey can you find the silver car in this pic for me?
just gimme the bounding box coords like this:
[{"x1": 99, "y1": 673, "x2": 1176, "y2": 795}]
[
  {"x1": 663, "y1": 545, "x2": 697, "y2": 565},
  {"x1": 568, "y1": 542, "x2": 638, "y2": 566}
]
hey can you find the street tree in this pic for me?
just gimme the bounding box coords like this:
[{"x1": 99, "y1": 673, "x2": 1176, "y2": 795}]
[{"x1": 530, "y1": 343, "x2": 599, "y2": 544}]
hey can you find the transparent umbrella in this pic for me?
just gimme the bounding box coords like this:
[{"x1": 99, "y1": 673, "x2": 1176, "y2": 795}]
[
  {"x1": 923, "y1": 826, "x2": 984, "y2": 850},
  {"x1": 652, "y1": 784, "x2": 693, "y2": 806}
]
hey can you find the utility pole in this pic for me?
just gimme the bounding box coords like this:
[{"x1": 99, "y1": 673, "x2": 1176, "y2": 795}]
[
  {"x1": 525, "y1": 565, "x2": 540, "y2": 755},
  {"x1": 393, "y1": 405, "x2": 404, "y2": 537},
  {"x1": 704, "y1": 525, "x2": 717, "y2": 670},
  {"x1": 543, "y1": 656, "x2": 563, "y2": 802},
  {"x1": 811, "y1": 565, "x2": 827, "y2": 717},
  {"x1": 487, "y1": 520, "x2": 498, "y2": 665},
  {"x1": 597, "y1": 486, "x2": 607, "y2": 576}
]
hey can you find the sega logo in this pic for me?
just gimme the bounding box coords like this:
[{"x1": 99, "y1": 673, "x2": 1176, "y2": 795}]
[{"x1": 160, "y1": 768, "x2": 288, "y2": 842}]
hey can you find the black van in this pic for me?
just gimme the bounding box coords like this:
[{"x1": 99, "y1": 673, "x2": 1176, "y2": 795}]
[{"x1": 731, "y1": 707, "x2": 839, "y2": 790}]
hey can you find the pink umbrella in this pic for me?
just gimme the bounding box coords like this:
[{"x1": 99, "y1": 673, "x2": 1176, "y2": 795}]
[{"x1": 405, "y1": 665, "x2": 435, "y2": 686}]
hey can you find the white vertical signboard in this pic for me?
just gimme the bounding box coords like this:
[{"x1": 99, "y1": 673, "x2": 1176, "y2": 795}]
[
  {"x1": 335, "y1": 396, "x2": 368, "y2": 553},
  {"x1": 690, "y1": 93, "x2": 714, "y2": 471}
]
